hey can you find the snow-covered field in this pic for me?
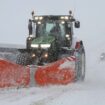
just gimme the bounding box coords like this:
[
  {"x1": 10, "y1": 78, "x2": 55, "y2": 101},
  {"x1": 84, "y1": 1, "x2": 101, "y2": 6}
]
[{"x1": 0, "y1": 37, "x2": 105, "y2": 105}]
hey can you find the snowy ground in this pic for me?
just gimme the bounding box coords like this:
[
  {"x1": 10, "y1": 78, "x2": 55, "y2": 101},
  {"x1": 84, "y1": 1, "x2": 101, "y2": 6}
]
[{"x1": 0, "y1": 38, "x2": 105, "y2": 105}]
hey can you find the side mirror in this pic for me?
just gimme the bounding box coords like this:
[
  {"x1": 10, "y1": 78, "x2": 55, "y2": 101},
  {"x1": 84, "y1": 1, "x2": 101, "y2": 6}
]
[{"x1": 75, "y1": 21, "x2": 80, "y2": 28}]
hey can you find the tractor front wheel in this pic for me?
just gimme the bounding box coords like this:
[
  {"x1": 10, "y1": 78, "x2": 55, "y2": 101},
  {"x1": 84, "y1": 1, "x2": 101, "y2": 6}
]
[
  {"x1": 75, "y1": 48, "x2": 86, "y2": 81},
  {"x1": 16, "y1": 52, "x2": 32, "y2": 66}
]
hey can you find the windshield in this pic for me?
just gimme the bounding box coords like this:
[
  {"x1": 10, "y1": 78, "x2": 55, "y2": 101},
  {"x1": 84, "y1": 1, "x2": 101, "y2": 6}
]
[{"x1": 37, "y1": 21, "x2": 66, "y2": 38}]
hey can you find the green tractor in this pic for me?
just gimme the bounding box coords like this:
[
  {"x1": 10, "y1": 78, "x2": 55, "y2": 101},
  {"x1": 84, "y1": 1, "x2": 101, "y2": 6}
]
[
  {"x1": 16, "y1": 11, "x2": 85, "y2": 81},
  {"x1": 0, "y1": 11, "x2": 86, "y2": 87}
]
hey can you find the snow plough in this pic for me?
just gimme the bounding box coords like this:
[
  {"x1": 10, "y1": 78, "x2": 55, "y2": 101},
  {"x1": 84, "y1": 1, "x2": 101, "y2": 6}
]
[{"x1": 0, "y1": 11, "x2": 85, "y2": 88}]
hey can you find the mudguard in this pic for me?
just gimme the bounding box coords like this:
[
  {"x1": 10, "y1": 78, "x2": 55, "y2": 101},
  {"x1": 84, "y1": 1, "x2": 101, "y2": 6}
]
[{"x1": 0, "y1": 56, "x2": 76, "y2": 88}]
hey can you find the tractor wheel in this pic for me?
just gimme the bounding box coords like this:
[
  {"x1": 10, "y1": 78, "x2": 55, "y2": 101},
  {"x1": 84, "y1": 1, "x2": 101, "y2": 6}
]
[
  {"x1": 16, "y1": 52, "x2": 32, "y2": 66},
  {"x1": 75, "y1": 47, "x2": 86, "y2": 81}
]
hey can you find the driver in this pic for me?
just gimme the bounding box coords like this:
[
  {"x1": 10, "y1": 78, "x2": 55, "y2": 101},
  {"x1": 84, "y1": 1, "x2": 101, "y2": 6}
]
[{"x1": 50, "y1": 24, "x2": 61, "y2": 35}]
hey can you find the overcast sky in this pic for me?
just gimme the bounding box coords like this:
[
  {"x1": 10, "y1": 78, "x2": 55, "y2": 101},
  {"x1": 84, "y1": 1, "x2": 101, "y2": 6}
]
[{"x1": 0, "y1": 0, "x2": 105, "y2": 45}]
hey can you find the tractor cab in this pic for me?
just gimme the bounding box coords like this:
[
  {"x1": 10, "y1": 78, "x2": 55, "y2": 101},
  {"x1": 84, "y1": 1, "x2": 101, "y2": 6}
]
[
  {"x1": 27, "y1": 11, "x2": 80, "y2": 49},
  {"x1": 17, "y1": 11, "x2": 81, "y2": 65}
]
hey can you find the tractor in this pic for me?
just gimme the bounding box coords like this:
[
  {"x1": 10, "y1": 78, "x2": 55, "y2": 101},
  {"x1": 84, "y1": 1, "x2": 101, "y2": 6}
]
[
  {"x1": 15, "y1": 11, "x2": 85, "y2": 81},
  {"x1": 0, "y1": 11, "x2": 86, "y2": 88}
]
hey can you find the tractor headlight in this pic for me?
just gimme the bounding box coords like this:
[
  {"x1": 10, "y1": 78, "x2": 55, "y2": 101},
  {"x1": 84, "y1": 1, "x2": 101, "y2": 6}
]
[
  {"x1": 65, "y1": 16, "x2": 69, "y2": 20},
  {"x1": 28, "y1": 35, "x2": 34, "y2": 40},
  {"x1": 60, "y1": 16, "x2": 64, "y2": 19},
  {"x1": 41, "y1": 44, "x2": 51, "y2": 48},
  {"x1": 44, "y1": 52, "x2": 48, "y2": 58},
  {"x1": 39, "y1": 16, "x2": 43, "y2": 20},
  {"x1": 66, "y1": 34, "x2": 71, "y2": 40},
  {"x1": 31, "y1": 44, "x2": 39, "y2": 48},
  {"x1": 66, "y1": 34, "x2": 70, "y2": 38},
  {"x1": 61, "y1": 21, "x2": 65, "y2": 24},
  {"x1": 32, "y1": 53, "x2": 36, "y2": 58},
  {"x1": 37, "y1": 21, "x2": 41, "y2": 24},
  {"x1": 34, "y1": 16, "x2": 43, "y2": 20},
  {"x1": 60, "y1": 16, "x2": 69, "y2": 20},
  {"x1": 28, "y1": 37, "x2": 31, "y2": 40},
  {"x1": 29, "y1": 35, "x2": 34, "y2": 37},
  {"x1": 35, "y1": 17, "x2": 38, "y2": 20}
]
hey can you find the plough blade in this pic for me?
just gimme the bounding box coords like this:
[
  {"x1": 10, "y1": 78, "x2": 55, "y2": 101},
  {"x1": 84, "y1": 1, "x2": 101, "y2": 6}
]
[
  {"x1": 0, "y1": 56, "x2": 76, "y2": 88},
  {"x1": 0, "y1": 59, "x2": 30, "y2": 88},
  {"x1": 35, "y1": 56, "x2": 76, "y2": 85}
]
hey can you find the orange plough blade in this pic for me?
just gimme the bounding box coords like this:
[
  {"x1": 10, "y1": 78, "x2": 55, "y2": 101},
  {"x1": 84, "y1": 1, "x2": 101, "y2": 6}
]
[
  {"x1": 35, "y1": 56, "x2": 76, "y2": 85},
  {"x1": 0, "y1": 59, "x2": 30, "y2": 88}
]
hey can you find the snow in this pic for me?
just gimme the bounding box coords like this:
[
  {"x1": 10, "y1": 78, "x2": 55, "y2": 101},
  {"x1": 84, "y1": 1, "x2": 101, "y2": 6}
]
[
  {"x1": 0, "y1": 0, "x2": 105, "y2": 104},
  {"x1": 0, "y1": 37, "x2": 105, "y2": 105},
  {"x1": 0, "y1": 20, "x2": 105, "y2": 105}
]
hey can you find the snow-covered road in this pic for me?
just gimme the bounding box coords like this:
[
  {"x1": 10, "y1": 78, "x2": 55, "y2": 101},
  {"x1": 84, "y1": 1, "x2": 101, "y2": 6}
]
[{"x1": 0, "y1": 37, "x2": 105, "y2": 105}]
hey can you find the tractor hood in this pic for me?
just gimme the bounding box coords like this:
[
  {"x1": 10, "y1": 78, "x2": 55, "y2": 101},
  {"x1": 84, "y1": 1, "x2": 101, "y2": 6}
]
[{"x1": 31, "y1": 36, "x2": 55, "y2": 45}]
